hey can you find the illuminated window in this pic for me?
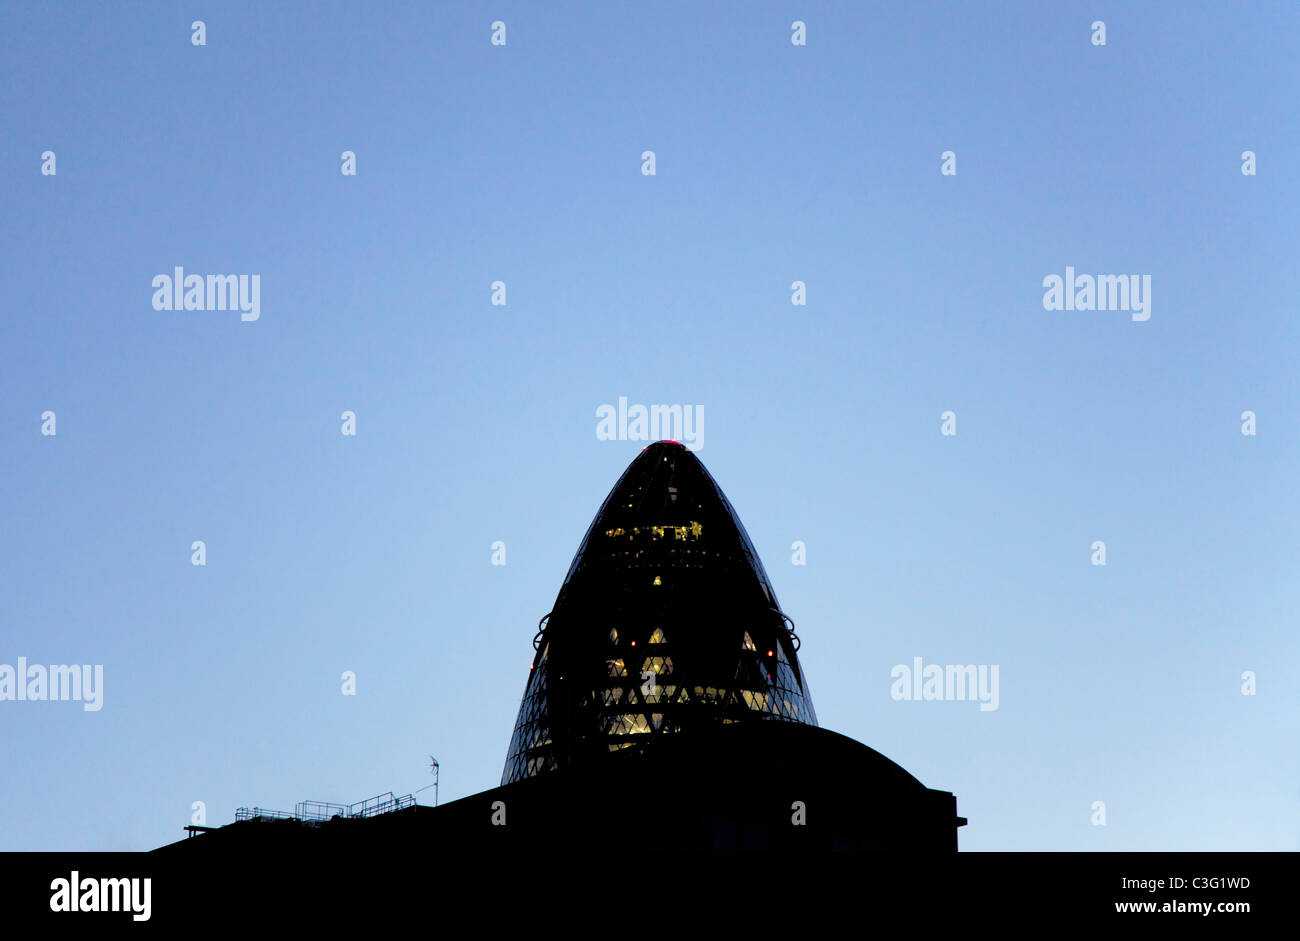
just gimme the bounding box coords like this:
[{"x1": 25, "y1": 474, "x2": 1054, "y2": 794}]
[
  {"x1": 640, "y1": 656, "x2": 673, "y2": 678},
  {"x1": 607, "y1": 659, "x2": 627, "y2": 677},
  {"x1": 648, "y1": 627, "x2": 667, "y2": 644},
  {"x1": 741, "y1": 632, "x2": 756, "y2": 652},
  {"x1": 601, "y1": 522, "x2": 702, "y2": 543},
  {"x1": 608, "y1": 713, "x2": 651, "y2": 735}
]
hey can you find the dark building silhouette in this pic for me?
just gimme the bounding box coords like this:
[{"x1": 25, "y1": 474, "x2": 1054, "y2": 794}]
[
  {"x1": 503, "y1": 439, "x2": 818, "y2": 784},
  {"x1": 158, "y1": 441, "x2": 964, "y2": 858}
]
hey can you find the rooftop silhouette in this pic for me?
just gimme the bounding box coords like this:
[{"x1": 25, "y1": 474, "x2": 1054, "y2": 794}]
[{"x1": 160, "y1": 441, "x2": 964, "y2": 857}]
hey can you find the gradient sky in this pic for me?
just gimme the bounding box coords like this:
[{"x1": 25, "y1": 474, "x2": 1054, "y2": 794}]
[{"x1": 2, "y1": 1, "x2": 1297, "y2": 852}]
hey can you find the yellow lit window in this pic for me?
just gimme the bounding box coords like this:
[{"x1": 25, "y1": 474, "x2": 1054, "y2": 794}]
[
  {"x1": 643, "y1": 656, "x2": 673, "y2": 675},
  {"x1": 608, "y1": 714, "x2": 651, "y2": 735}
]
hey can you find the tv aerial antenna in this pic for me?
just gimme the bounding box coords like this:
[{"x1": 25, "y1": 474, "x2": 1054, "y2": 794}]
[{"x1": 414, "y1": 756, "x2": 440, "y2": 806}]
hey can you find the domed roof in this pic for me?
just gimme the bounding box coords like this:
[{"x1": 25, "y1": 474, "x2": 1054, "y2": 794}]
[{"x1": 502, "y1": 441, "x2": 818, "y2": 784}]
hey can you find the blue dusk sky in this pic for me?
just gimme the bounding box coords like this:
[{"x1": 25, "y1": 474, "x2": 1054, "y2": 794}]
[{"x1": 1, "y1": 1, "x2": 1296, "y2": 851}]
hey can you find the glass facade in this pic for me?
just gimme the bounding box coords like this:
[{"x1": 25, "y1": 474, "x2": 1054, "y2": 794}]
[{"x1": 502, "y1": 441, "x2": 818, "y2": 785}]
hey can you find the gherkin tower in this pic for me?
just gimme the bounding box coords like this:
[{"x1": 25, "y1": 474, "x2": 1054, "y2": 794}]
[{"x1": 502, "y1": 441, "x2": 818, "y2": 785}]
